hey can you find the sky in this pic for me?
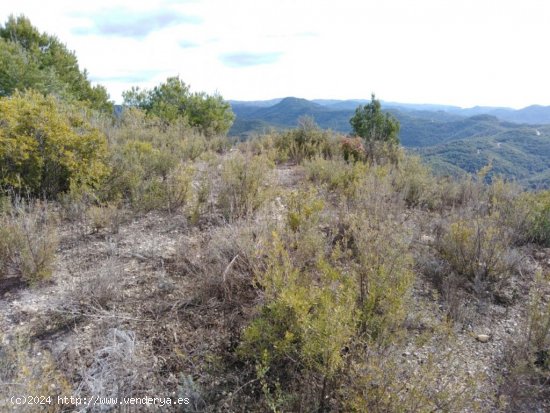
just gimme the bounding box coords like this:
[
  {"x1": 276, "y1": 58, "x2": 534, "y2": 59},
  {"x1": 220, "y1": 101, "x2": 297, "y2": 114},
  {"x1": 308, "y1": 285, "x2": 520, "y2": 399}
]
[{"x1": 1, "y1": 0, "x2": 550, "y2": 108}]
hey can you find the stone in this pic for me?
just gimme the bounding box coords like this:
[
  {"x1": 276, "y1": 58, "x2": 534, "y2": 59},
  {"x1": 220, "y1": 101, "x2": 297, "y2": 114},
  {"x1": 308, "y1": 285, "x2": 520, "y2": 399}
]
[
  {"x1": 420, "y1": 234, "x2": 435, "y2": 244},
  {"x1": 534, "y1": 251, "x2": 546, "y2": 259},
  {"x1": 476, "y1": 334, "x2": 490, "y2": 343}
]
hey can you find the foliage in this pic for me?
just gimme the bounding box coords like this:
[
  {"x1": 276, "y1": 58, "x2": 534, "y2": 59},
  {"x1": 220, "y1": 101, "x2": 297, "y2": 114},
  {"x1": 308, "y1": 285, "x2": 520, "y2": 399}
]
[
  {"x1": 0, "y1": 15, "x2": 112, "y2": 112},
  {"x1": 238, "y1": 234, "x2": 357, "y2": 411},
  {"x1": 122, "y1": 76, "x2": 234, "y2": 136},
  {"x1": 393, "y1": 154, "x2": 440, "y2": 209},
  {"x1": 339, "y1": 136, "x2": 366, "y2": 162},
  {"x1": 217, "y1": 153, "x2": 272, "y2": 220},
  {"x1": 0, "y1": 90, "x2": 109, "y2": 197},
  {"x1": 0, "y1": 199, "x2": 57, "y2": 283},
  {"x1": 436, "y1": 215, "x2": 514, "y2": 295},
  {"x1": 274, "y1": 116, "x2": 333, "y2": 163},
  {"x1": 515, "y1": 190, "x2": 550, "y2": 246},
  {"x1": 304, "y1": 157, "x2": 368, "y2": 201},
  {"x1": 349, "y1": 94, "x2": 400, "y2": 163}
]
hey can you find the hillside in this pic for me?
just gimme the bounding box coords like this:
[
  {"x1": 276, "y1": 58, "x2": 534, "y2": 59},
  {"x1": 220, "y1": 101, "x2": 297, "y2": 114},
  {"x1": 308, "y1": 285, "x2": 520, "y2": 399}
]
[
  {"x1": 2, "y1": 130, "x2": 550, "y2": 412},
  {"x1": 229, "y1": 98, "x2": 550, "y2": 187}
]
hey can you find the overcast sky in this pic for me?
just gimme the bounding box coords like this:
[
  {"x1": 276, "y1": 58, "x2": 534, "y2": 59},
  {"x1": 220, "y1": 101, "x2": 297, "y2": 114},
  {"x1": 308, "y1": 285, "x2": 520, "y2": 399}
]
[{"x1": 1, "y1": 0, "x2": 549, "y2": 108}]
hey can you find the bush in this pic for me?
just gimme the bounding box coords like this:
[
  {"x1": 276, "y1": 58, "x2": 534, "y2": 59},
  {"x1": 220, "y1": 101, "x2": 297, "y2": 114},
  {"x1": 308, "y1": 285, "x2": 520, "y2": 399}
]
[
  {"x1": 393, "y1": 155, "x2": 440, "y2": 209},
  {"x1": 0, "y1": 199, "x2": 58, "y2": 283},
  {"x1": 498, "y1": 270, "x2": 550, "y2": 411},
  {"x1": 217, "y1": 153, "x2": 272, "y2": 221},
  {"x1": 238, "y1": 234, "x2": 357, "y2": 411},
  {"x1": 304, "y1": 157, "x2": 368, "y2": 202},
  {"x1": 340, "y1": 136, "x2": 366, "y2": 163},
  {"x1": 516, "y1": 190, "x2": 550, "y2": 246},
  {"x1": 436, "y1": 215, "x2": 515, "y2": 297},
  {"x1": 275, "y1": 117, "x2": 333, "y2": 163},
  {"x1": 0, "y1": 90, "x2": 109, "y2": 198},
  {"x1": 86, "y1": 203, "x2": 121, "y2": 234}
]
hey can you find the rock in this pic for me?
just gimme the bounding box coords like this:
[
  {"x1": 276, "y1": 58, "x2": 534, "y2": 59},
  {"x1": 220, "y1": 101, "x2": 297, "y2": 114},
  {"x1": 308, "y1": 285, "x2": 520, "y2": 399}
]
[
  {"x1": 420, "y1": 235, "x2": 435, "y2": 244},
  {"x1": 534, "y1": 251, "x2": 546, "y2": 259},
  {"x1": 476, "y1": 334, "x2": 490, "y2": 343}
]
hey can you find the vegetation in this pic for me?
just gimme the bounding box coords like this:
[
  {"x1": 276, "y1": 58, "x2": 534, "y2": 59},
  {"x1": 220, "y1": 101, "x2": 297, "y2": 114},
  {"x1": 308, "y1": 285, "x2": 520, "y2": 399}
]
[
  {"x1": 0, "y1": 15, "x2": 112, "y2": 112},
  {"x1": 2, "y1": 15, "x2": 550, "y2": 413},
  {"x1": 350, "y1": 93, "x2": 400, "y2": 163},
  {"x1": 122, "y1": 76, "x2": 235, "y2": 136},
  {"x1": 0, "y1": 90, "x2": 109, "y2": 198},
  {"x1": 230, "y1": 97, "x2": 550, "y2": 187}
]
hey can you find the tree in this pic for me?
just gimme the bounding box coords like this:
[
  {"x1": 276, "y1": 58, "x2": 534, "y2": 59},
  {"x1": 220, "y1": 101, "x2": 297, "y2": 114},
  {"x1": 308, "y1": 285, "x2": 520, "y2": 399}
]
[
  {"x1": 0, "y1": 90, "x2": 109, "y2": 197},
  {"x1": 350, "y1": 94, "x2": 400, "y2": 163},
  {"x1": 122, "y1": 76, "x2": 235, "y2": 136},
  {"x1": 0, "y1": 15, "x2": 112, "y2": 112}
]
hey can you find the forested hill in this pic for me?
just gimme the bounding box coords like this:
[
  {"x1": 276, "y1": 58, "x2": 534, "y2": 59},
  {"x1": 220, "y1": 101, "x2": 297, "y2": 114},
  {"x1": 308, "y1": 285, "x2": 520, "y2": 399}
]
[{"x1": 229, "y1": 97, "x2": 550, "y2": 188}]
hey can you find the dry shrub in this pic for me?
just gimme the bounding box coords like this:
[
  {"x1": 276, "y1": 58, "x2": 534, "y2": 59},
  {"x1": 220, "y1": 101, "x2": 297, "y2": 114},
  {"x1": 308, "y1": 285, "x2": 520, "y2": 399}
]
[
  {"x1": 175, "y1": 217, "x2": 274, "y2": 308},
  {"x1": 435, "y1": 215, "x2": 516, "y2": 299},
  {"x1": 163, "y1": 163, "x2": 195, "y2": 213},
  {"x1": 0, "y1": 335, "x2": 71, "y2": 413},
  {"x1": 304, "y1": 157, "x2": 368, "y2": 202},
  {"x1": 498, "y1": 271, "x2": 550, "y2": 412},
  {"x1": 86, "y1": 203, "x2": 122, "y2": 234},
  {"x1": 274, "y1": 117, "x2": 334, "y2": 163},
  {"x1": 76, "y1": 328, "x2": 145, "y2": 404},
  {"x1": 74, "y1": 256, "x2": 123, "y2": 310},
  {"x1": 0, "y1": 199, "x2": 58, "y2": 283},
  {"x1": 393, "y1": 155, "x2": 440, "y2": 209},
  {"x1": 217, "y1": 153, "x2": 272, "y2": 221}
]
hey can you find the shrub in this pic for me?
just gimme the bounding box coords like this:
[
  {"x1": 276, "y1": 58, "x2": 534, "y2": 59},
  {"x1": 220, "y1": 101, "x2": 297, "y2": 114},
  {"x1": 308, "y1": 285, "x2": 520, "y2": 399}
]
[
  {"x1": 217, "y1": 153, "x2": 272, "y2": 221},
  {"x1": 393, "y1": 155, "x2": 440, "y2": 209},
  {"x1": 516, "y1": 190, "x2": 550, "y2": 246},
  {"x1": 0, "y1": 90, "x2": 109, "y2": 198},
  {"x1": 86, "y1": 203, "x2": 121, "y2": 234},
  {"x1": 238, "y1": 234, "x2": 357, "y2": 411},
  {"x1": 340, "y1": 136, "x2": 366, "y2": 163},
  {"x1": 436, "y1": 215, "x2": 515, "y2": 296},
  {"x1": 0, "y1": 199, "x2": 57, "y2": 283},
  {"x1": 304, "y1": 157, "x2": 368, "y2": 202},
  {"x1": 275, "y1": 117, "x2": 333, "y2": 163},
  {"x1": 498, "y1": 270, "x2": 550, "y2": 411}
]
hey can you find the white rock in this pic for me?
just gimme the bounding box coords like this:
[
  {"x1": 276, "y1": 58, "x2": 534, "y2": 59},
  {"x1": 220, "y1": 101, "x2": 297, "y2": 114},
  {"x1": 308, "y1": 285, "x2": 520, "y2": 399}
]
[
  {"x1": 420, "y1": 235, "x2": 435, "y2": 244},
  {"x1": 476, "y1": 334, "x2": 490, "y2": 343}
]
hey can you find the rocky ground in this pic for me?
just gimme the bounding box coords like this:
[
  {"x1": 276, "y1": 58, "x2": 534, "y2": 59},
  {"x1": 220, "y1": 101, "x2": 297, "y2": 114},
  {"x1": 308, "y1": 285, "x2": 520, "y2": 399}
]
[{"x1": 1, "y1": 163, "x2": 549, "y2": 412}]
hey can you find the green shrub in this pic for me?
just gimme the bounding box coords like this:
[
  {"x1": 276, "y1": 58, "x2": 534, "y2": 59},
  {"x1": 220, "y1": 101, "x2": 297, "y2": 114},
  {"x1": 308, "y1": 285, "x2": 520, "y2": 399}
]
[
  {"x1": 275, "y1": 117, "x2": 333, "y2": 163},
  {"x1": 217, "y1": 153, "x2": 272, "y2": 221},
  {"x1": 0, "y1": 199, "x2": 57, "y2": 283},
  {"x1": 304, "y1": 157, "x2": 368, "y2": 201},
  {"x1": 0, "y1": 90, "x2": 109, "y2": 197},
  {"x1": 238, "y1": 234, "x2": 357, "y2": 411},
  {"x1": 436, "y1": 215, "x2": 515, "y2": 294},
  {"x1": 394, "y1": 155, "x2": 440, "y2": 209},
  {"x1": 516, "y1": 190, "x2": 550, "y2": 246}
]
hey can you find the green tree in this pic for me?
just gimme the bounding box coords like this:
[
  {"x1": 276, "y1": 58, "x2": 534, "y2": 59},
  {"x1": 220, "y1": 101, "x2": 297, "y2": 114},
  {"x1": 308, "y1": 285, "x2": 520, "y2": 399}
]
[
  {"x1": 0, "y1": 90, "x2": 109, "y2": 197},
  {"x1": 122, "y1": 76, "x2": 235, "y2": 136},
  {"x1": 0, "y1": 15, "x2": 112, "y2": 112},
  {"x1": 350, "y1": 94, "x2": 400, "y2": 163}
]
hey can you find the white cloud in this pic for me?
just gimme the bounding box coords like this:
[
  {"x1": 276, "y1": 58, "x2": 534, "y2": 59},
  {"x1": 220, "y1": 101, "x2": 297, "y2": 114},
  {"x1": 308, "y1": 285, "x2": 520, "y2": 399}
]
[{"x1": 1, "y1": 0, "x2": 550, "y2": 107}]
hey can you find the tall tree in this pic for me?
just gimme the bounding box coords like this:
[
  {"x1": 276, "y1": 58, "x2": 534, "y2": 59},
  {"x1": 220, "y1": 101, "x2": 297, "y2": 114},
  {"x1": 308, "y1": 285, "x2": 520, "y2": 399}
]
[
  {"x1": 123, "y1": 76, "x2": 234, "y2": 136},
  {"x1": 350, "y1": 94, "x2": 400, "y2": 163},
  {"x1": 0, "y1": 15, "x2": 112, "y2": 112}
]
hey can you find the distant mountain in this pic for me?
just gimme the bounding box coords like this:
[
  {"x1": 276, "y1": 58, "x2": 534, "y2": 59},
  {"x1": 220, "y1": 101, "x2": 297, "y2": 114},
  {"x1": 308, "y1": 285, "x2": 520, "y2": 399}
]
[
  {"x1": 418, "y1": 125, "x2": 550, "y2": 188},
  {"x1": 231, "y1": 99, "x2": 550, "y2": 137},
  {"x1": 228, "y1": 97, "x2": 550, "y2": 187}
]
